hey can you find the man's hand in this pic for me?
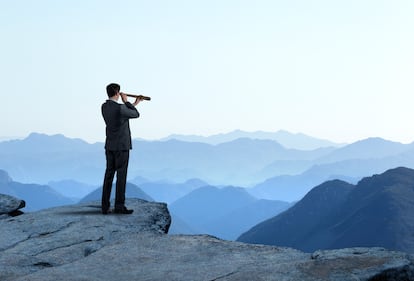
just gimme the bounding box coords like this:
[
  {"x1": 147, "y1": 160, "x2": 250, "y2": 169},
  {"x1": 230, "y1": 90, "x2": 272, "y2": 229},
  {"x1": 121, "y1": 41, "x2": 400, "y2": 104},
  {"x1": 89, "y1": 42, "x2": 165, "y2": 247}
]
[
  {"x1": 133, "y1": 96, "x2": 143, "y2": 106},
  {"x1": 120, "y1": 92, "x2": 129, "y2": 103}
]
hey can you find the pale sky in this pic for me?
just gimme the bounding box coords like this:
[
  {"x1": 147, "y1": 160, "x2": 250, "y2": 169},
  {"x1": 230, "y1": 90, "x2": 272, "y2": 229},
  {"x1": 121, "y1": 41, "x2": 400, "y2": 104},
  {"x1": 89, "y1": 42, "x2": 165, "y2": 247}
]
[{"x1": 1, "y1": 0, "x2": 414, "y2": 144}]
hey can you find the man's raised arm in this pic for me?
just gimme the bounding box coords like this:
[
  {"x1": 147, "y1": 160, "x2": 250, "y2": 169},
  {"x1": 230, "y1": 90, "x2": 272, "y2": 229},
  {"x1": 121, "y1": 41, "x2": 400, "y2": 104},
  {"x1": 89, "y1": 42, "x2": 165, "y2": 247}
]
[{"x1": 120, "y1": 93, "x2": 139, "y2": 118}]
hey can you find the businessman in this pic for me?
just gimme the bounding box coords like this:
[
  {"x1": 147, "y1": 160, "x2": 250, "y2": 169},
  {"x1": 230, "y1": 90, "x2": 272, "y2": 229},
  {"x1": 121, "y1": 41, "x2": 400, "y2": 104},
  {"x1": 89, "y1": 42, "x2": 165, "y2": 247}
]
[{"x1": 101, "y1": 83, "x2": 142, "y2": 214}]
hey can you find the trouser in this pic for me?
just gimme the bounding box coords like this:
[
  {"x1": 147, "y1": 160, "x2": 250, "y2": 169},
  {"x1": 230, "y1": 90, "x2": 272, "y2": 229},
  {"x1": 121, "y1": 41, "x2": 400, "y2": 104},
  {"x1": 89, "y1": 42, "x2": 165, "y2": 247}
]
[{"x1": 102, "y1": 150, "x2": 130, "y2": 211}]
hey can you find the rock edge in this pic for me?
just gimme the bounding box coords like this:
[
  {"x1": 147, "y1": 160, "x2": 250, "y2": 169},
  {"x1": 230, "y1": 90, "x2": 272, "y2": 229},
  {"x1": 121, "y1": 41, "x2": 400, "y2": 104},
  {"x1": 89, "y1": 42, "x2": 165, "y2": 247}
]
[{"x1": 0, "y1": 199, "x2": 413, "y2": 281}]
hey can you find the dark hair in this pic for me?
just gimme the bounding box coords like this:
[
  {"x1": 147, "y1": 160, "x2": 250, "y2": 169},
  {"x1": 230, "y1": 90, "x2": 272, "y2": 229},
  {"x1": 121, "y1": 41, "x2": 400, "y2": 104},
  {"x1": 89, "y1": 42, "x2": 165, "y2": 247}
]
[{"x1": 106, "y1": 83, "x2": 121, "y2": 97}]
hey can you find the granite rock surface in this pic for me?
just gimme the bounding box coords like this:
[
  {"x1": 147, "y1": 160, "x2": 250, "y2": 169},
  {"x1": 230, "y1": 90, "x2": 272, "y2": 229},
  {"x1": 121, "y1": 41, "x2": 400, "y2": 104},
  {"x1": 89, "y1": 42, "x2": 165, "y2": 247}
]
[{"x1": 0, "y1": 199, "x2": 413, "y2": 281}]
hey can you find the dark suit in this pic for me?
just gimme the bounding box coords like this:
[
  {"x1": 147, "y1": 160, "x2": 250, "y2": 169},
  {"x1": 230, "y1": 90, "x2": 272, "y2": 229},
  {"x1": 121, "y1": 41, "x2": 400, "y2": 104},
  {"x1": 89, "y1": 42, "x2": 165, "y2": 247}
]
[{"x1": 101, "y1": 99, "x2": 139, "y2": 212}]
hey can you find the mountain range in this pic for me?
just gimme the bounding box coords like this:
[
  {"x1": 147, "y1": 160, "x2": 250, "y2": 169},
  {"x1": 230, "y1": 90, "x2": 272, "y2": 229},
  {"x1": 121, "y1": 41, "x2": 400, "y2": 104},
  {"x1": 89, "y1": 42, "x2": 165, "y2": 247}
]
[
  {"x1": 160, "y1": 129, "x2": 344, "y2": 150},
  {"x1": 250, "y1": 145, "x2": 414, "y2": 202},
  {"x1": 1, "y1": 132, "x2": 414, "y2": 204},
  {"x1": 238, "y1": 167, "x2": 414, "y2": 254},
  {"x1": 0, "y1": 132, "x2": 336, "y2": 186}
]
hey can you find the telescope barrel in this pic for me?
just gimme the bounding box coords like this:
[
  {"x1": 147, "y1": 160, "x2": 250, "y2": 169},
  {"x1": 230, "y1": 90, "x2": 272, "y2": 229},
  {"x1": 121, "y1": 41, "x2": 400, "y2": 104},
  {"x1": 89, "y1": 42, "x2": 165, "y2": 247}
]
[{"x1": 123, "y1": 93, "x2": 151, "y2": 101}]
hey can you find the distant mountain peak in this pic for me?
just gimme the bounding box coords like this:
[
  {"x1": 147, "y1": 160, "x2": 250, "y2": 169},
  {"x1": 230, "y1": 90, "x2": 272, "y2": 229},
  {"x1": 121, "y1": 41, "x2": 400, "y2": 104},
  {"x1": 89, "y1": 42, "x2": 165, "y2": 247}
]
[
  {"x1": 184, "y1": 178, "x2": 208, "y2": 186},
  {"x1": 353, "y1": 137, "x2": 401, "y2": 145},
  {"x1": 27, "y1": 132, "x2": 60, "y2": 138},
  {"x1": 8, "y1": 132, "x2": 92, "y2": 153},
  {"x1": 298, "y1": 179, "x2": 355, "y2": 206},
  {"x1": 25, "y1": 132, "x2": 87, "y2": 143},
  {"x1": 160, "y1": 130, "x2": 344, "y2": 150}
]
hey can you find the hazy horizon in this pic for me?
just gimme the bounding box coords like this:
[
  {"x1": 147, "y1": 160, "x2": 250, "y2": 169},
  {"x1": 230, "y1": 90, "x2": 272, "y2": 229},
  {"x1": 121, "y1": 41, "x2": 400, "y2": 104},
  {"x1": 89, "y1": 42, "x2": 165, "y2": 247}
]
[
  {"x1": 1, "y1": 129, "x2": 414, "y2": 146},
  {"x1": 0, "y1": 129, "x2": 339, "y2": 144},
  {"x1": 2, "y1": 1, "x2": 413, "y2": 144}
]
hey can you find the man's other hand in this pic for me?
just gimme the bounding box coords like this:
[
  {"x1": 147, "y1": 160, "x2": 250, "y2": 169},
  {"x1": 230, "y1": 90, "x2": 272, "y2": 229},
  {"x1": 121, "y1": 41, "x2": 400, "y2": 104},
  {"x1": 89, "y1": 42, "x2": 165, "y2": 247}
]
[{"x1": 133, "y1": 96, "x2": 142, "y2": 106}]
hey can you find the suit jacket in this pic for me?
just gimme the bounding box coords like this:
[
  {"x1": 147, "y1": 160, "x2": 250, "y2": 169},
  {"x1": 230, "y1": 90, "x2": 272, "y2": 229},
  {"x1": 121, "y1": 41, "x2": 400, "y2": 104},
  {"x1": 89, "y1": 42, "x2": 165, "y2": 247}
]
[{"x1": 102, "y1": 99, "x2": 139, "y2": 151}]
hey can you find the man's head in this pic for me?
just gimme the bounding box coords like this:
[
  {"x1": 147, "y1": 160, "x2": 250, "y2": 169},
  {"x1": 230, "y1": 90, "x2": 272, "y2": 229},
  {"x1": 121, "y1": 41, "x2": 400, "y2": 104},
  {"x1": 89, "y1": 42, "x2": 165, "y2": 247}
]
[{"x1": 106, "y1": 83, "x2": 121, "y2": 98}]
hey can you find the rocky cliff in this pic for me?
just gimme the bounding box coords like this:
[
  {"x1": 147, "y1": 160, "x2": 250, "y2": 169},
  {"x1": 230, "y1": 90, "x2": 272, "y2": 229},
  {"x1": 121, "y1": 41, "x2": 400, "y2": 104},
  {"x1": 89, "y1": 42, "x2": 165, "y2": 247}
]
[{"x1": 1, "y1": 197, "x2": 413, "y2": 281}]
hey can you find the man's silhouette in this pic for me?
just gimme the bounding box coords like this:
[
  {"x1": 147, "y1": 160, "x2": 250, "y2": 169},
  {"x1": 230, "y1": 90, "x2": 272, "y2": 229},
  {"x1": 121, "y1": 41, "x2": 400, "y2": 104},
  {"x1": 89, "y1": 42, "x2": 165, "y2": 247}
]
[{"x1": 101, "y1": 83, "x2": 142, "y2": 214}]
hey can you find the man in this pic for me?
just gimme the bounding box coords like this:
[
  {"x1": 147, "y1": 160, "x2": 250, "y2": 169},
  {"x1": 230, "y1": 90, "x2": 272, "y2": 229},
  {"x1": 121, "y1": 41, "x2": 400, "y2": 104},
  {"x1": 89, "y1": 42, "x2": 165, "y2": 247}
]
[{"x1": 101, "y1": 83, "x2": 142, "y2": 215}]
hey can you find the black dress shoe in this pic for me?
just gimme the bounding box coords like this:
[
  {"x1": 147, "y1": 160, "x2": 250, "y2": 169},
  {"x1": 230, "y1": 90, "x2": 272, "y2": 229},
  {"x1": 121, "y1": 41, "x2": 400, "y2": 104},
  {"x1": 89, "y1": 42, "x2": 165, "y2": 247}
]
[
  {"x1": 102, "y1": 209, "x2": 111, "y2": 215},
  {"x1": 114, "y1": 207, "x2": 134, "y2": 214}
]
